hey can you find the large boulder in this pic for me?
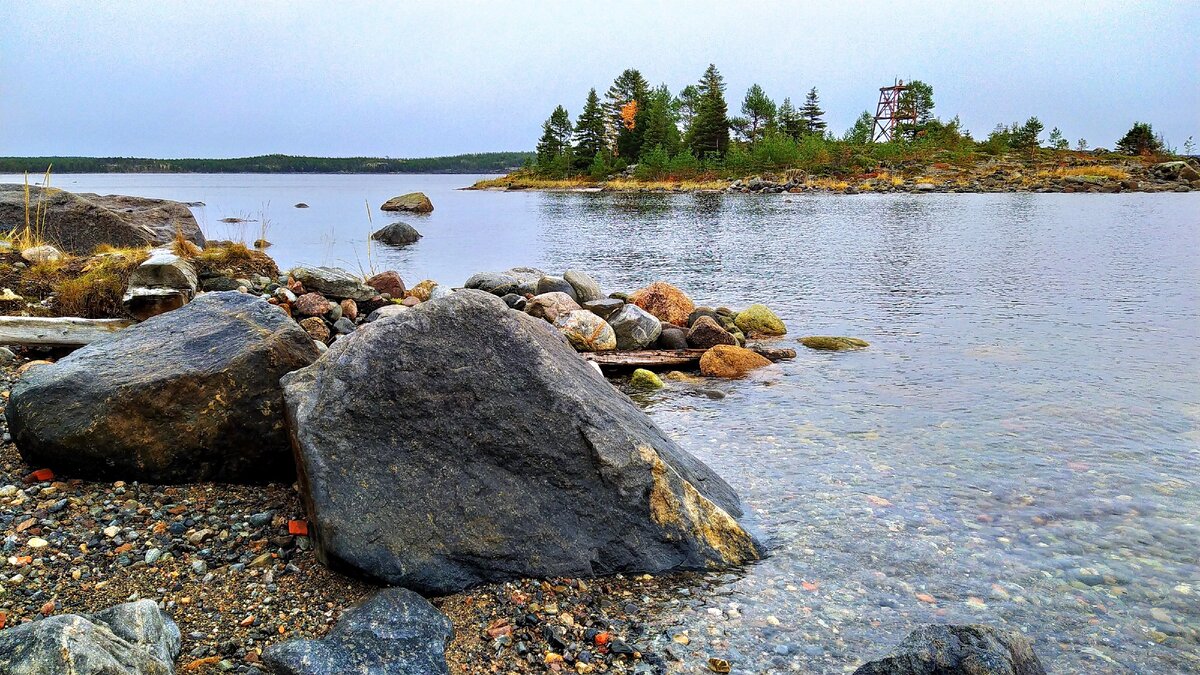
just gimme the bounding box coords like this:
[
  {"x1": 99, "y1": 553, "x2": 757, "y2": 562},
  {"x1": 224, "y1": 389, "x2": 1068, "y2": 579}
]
[
  {"x1": 525, "y1": 291, "x2": 580, "y2": 323},
  {"x1": 290, "y1": 266, "x2": 377, "y2": 301},
  {"x1": 687, "y1": 315, "x2": 739, "y2": 349},
  {"x1": 0, "y1": 599, "x2": 180, "y2": 675},
  {"x1": 553, "y1": 309, "x2": 617, "y2": 351},
  {"x1": 281, "y1": 290, "x2": 760, "y2": 594},
  {"x1": 629, "y1": 281, "x2": 695, "y2": 327},
  {"x1": 263, "y1": 588, "x2": 453, "y2": 675},
  {"x1": 6, "y1": 292, "x2": 320, "y2": 483},
  {"x1": 607, "y1": 303, "x2": 662, "y2": 350},
  {"x1": 0, "y1": 185, "x2": 204, "y2": 254},
  {"x1": 380, "y1": 192, "x2": 433, "y2": 213},
  {"x1": 734, "y1": 303, "x2": 787, "y2": 337},
  {"x1": 699, "y1": 345, "x2": 772, "y2": 378},
  {"x1": 370, "y1": 221, "x2": 422, "y2": 246},
  {"x1": 853, "y1": 624, "x2": 1047, "y2": 675},
  {"x1": 563, "y1": 269, "x2": 604, "y2": 303}
]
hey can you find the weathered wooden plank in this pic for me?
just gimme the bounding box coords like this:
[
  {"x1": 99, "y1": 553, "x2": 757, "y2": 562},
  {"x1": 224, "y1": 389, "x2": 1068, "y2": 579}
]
[
  {"x1": 0, "y1": 316, "x2": 135, "y2": 347},
  {"x1": 581, "y1": 349, "x2": 707, "y2": 370}
]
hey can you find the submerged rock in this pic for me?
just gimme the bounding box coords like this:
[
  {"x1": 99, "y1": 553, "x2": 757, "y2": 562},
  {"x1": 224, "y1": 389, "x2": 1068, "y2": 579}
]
[
  {"x1": 852, "y1": 624, "x2": 1047, "y2": 675},
  {"x1": 7, "y1": 292, "x2": 319, "y2": 483},
  {"x1": 554, "y1": 309, "x2": 617, "y2": 352},
  {"x1": 290, "y1": 265, "x2": 376, "y2": 301},
  {"x1": 629, "y1": 281, "x2": 695, "y2": 327},
  {"x1": 607, "y1": 303, "x2": 662, "y2": 350},
  {"x1": 800, "y1": 335, "x2": 869, "y2": 351},
  {"x1": 0, "y1": 184, "x2": 205, "y2": 254},
  {"x1": 699, "y1": 345, "x2": 772, "y2": 378},
  {"x1": 380, "y1": 192, "x2": 434, "y2": 213},
  {"x1": 734, "y1": 304, "x2": 786, "y2": 337},
  {"x1": 281, "y1": 290, "x2": 759, "y2": 594},
  {"x1": 0, "y1": 599, "x2": 180, "y2": 675},
  {"x1": 263, "y1": 588, "x2": 452, "y2": 675},
  {"x1": 370, "y1": 221, "x2": 422, "y2": 246}
]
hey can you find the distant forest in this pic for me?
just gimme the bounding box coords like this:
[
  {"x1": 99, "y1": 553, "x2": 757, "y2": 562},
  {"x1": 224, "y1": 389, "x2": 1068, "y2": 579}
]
[{"x1": 0, "y1": 152, "x2": 533, "y2": 175}]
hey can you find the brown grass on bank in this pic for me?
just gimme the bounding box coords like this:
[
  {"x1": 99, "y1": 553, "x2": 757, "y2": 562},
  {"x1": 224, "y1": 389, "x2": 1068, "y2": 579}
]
[
  {"x1": 1038, "y1": 165, "x2": 1130, "y2": 181},
  {"x1": 192, "y1": 241, "x2": 280, "y2": 280},
  {"x1": 54, "y1": 249, "x2": 150, "y2": 318}
]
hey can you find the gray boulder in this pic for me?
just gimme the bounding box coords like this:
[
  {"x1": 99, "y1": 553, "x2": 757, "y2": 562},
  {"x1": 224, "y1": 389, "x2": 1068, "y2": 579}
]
[
  {"x1": 504, "y1": 267, "x2": 544, "y2": 296},
  {"x1": 657, "y1": 325, "x2": 689, "y2": 350},
  {"x1": 464, "y1": 272, "x2": 520, "y2": 296},
  {"x1": 370, "y1": 221, "x2": 422, "y2": 246},
  {"x1": 0, "y1": 599, "x2": 180, "y2": 675},
  {"x1": 0, "y1": 184, "x2": 205, "y2": 254},
  {"x1": 7, "y1": 292, "x2": 319, "y2": 483},
  {"x1": 380, "y1": 192, "x2": 433, "y2": 213},
  {"x1": 365, "y1": 304, "x2": 409, "y2": 322},
  {"x1": 687, "y1": 316, "x2": 738, "y2": 349},
  {"x1": 583, "y1": 298, "x2": 624, "y2": 321},
  {"x1": 262, "y1": 588, "x2": 452, "y2": 675},
  {"x1": 290, "y1": 266, "x2": 377, "y2": 301},
  {"x1": 607, "y1": 303, "x2": 662, "y2": 350},
  {"x1": 563, "y1": 269, "x2": 604, "y2": 303},
  {"x1": 536, "y1": 275, "x2": 577, "y2": 300},
  {"x1": 281, "y1": 290, "x2": 760, "y2": 594},
  {"x1": 853, "y1": 624, "x2": 1047, "y2": 675}
]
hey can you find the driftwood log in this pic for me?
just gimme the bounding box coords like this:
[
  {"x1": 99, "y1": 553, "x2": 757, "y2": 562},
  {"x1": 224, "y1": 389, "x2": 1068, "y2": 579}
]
[
  {"x1": 0, "y1": 316, "x2": 134, "y2": 347},
  {"x1": 582, "y1": 344, "x2": 796, "y2": 371}
]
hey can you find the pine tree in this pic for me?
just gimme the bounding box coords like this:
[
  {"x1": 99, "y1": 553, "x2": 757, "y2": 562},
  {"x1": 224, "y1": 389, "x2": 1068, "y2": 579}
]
[
  {"x1": 799, "y1": 87, "x2": 826, "y2": 135},
  {"x1": 686, "y1": 64, "x2": 730, "y2": 158},
  {"x1": 1116, "y1": 122, "x2": 1163, "y2": 155},
  {"x1": 676, "y1": 85, "x2": 701, "y2": 130},
  {"x1": 573, "y1": 89, "x2": 607, "y2": 169},
  {"x1": 1048, "y1": 127, "x2": 1068, "y2": 150},
  {"x1": 535, "y1": 105, "x2": 573, "y2": 175},
  {"x1": 844, "y1": 110, "x2": 875, "y2": 143},
  {"x1": 740, "y1": 84, "x2": 776, "y2": 142},
  {"x1": 777, "y1": 97, "x2": 804, "y2": 140},
  {"x1": 638, "y1": 85, "x2": 681, "y2": 159},
  {"x1": 604, "y1": 69, "x2": 650, "y2": 159},
  {"x1": 897, "y1": 80, "x2": 935, "y2": 139}
]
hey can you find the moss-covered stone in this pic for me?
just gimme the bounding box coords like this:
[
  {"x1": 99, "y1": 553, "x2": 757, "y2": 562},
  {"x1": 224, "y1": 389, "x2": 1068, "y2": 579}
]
[
  {"x1": 630, "y1": 368, "x2": 664, "y2": 389},
  {"x1": 734, "y1": 304, "x2": 786, "y2": 337},
  {"x1": 799, "y1": 335, "x2": 869, "y2": 351}
]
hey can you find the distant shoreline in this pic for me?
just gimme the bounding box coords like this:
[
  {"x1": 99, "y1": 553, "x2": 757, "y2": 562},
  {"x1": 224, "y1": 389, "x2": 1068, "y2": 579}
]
[{"x1": 0, "y1": 152, "x2": 532, "y2": 175}]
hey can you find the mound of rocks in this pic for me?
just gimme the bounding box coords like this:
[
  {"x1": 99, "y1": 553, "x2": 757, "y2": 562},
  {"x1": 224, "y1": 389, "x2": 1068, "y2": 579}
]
[
  {"x1": 0, "y1": 184, "x2": 205, "y2": 254},
  {"x1": 6, "y1": 292, "x2": 319, "y2": 483},
  {"x1": 853, "y1": 624, "x2": 1047, "y2": 675},
  {"x1": 282, "y1": 290, "x2": 760, "y2": 594},
  {"x1": 380, "y1": 192, "x2": 434, "y2": 213},
  {"x1": 264, "y1": 588, "x2": 453, "y2": 675},
  {"x1": 0, "y1": 600, "x2": 180, "y2": 675}
]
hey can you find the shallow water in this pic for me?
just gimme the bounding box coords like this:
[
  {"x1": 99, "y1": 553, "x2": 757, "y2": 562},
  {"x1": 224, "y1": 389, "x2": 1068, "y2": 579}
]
[{"x1": 7, "y1": 174, "x2": 1199, "y2": 673}]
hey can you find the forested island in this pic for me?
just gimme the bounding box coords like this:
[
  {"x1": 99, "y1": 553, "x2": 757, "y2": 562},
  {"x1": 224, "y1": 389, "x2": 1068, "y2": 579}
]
[
  {"x1": 475, "y1": 64, "x2": 1197, "y2": 193},
  {"x1": 0, "y1": 152, "x2": 531, "y2": 175}
]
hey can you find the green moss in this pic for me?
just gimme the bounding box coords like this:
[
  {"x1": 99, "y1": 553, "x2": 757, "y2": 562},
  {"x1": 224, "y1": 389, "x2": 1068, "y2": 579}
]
[
  {"x1": 734, "y1": 304, "x2": 786, "y2": 337},
  {"x1": 630, "y1": 368, "x2": 664, "y2": 390},
  {"x1": 799, "y1": 336, "x2": 869, "y2": 351}
]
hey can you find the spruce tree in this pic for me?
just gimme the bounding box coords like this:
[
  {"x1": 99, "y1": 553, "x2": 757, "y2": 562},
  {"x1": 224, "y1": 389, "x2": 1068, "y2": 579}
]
[
  {"x1": 604, "y1": 69, "x2": 650, "y2": 159},
  {"x1": 777, "y1": 97, "x2": 804, "y2": 140},
  {"x1": 740, "y1": 84, "x2": 776, "y2": 142},
  {"x1": 535, "y1": 105, "x2": 573, "y2": 175},
  {"x1": 844, "y1": 110, "x2": 875, "y2": 144},
  {"x1": 686, "y1": 64, "x2": 730, "y2": 158},
  {"x1": 800, "y1": 87, "x2": 826, "y2": 135},
  {"x1": 638, "y1": 85, "x2": 681, "y2": 159},
  {"x1": 1115, "y1": 122, "x2": 1163, "y2": 155},
  {"x1": 573, "y1": 89, "x2": 608, "y2": 169}
]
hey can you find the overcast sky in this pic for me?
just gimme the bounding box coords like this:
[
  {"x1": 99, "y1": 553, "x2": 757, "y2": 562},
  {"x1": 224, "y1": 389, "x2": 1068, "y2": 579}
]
[{"x1": 4, "y1": 1, "x2": 1197, "y2": 158}]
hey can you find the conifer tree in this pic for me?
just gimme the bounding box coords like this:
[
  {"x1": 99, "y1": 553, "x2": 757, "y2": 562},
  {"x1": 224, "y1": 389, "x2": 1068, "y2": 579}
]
[
  {"x1": 604, "y1": 69, "x2": 650, "y2": 159},
  {"x1": 686, "y1": 64, "x2": 730, "y2": 158},
  {"x1": 777, "y1": 97, "x2": 805, "y2": 140},
  {"x1": 800, "y1": 87, "x2": 826, "y2": 135},
  {"x1": 573, "y1": 89, "x2": 608, "y2": 169},
  {"x1": 535, "y1": 105, "x2": 573, "y2": 174},
  {"x1": 1115, "y1": 122, "x2": 1163, "y2": 155},
  {"x1": 843, "y1": 110, "x2": 875, "y2": 143},
  {"x1": 740, "y1": 84, "x2": 776, "y2": 142},
  {"x1": 638, "y1": 85, "x2": 681, "y2": 159}
]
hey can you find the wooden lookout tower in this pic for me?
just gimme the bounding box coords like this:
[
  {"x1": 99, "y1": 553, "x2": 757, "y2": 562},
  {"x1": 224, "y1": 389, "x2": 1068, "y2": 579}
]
[{"x1": 871, "y1": 79, "x2": 915, "y2": 143}]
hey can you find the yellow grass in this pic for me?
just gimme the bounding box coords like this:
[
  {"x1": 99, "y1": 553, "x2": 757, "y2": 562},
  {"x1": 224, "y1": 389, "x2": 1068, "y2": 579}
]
[
  {"x1": 1039, "y1": 165, "x2": 1129, "y2": 180},
  {"x1": 808, "y1": 178, "x2": 850, "y2": 191},
  {"x1": 472, "y1": 175, "x2": 594, "y2": 190},
  {"x1": 604, "y1": 178, "x2": 728, "y2": 191}
]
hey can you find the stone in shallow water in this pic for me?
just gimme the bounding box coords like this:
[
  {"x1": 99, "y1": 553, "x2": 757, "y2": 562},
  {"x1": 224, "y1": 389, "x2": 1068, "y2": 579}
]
[
  {"x1": 263, "y1": 588, "x2": 452, "y2": 675},
  {"x1": 282, "y1": 290, "x2": 759, "y2": 594},
  {"x1": 852, "y1": 624, "x2": 1047, "y2": 675},
  {"x1": 800, "y1": 335, "x2": 869, "y2": 351},
  {"x1": 699, "y1": 345, "x2": 772, "y2": 378},
  {"x1": 734, "y1": 304, "x2": 786, "y2": 337}
]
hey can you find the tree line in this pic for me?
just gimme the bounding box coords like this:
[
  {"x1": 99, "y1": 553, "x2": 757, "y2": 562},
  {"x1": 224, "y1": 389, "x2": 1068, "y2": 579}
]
[
  {"x1": 0, "y1": 152, "x2": 533, "y2": 175},
  {"x1": 532, "y1": 64, "x2": 1184, "y2": 180}
]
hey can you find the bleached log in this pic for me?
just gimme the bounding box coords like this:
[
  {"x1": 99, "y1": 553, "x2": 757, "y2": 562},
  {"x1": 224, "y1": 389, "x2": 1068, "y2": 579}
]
[{"x1": 0, "y1": 316, "x2": 134, "y2": 347}]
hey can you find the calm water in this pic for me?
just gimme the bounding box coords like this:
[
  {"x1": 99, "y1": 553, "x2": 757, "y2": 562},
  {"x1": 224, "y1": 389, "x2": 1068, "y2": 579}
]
[{"x1": 6, "y1": 174, "x2": 1199, "y2": 673}]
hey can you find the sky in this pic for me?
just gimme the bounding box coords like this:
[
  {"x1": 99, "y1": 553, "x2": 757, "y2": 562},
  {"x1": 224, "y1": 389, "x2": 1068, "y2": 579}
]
[{"x1": 4, "y1": 1, "x2": 1198, "y2": 158}]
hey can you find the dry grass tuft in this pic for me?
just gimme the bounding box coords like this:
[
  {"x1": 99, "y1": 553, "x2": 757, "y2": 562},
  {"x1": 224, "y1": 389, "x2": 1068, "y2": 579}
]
[
  {"x1": 1040, "y1": 165, "x2": 1130, "y2": 180},
  {"x1": 54, "y1": 250, "x2": 149, "y2": 318}
]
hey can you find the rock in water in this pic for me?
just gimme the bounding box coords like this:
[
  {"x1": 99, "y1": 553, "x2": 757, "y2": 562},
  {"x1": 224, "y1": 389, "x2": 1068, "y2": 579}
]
[
  {"x1": 554, "y1": 309, "x2": 617, "y2": 351},
  {"x1": 380, "y1": 192, "x2": 434, "y2": 213},
  {"x1": 852, "y1": 624, "x2": 1047, "y2": 675},
  {"x1": 370, "y1": 221, "x2": 422, "y2": 246},
  {"x1": 7, "y1": 292, "x2": 320, "y2": 483},
  {"x1": 630, "y1": 368, "x2": 664, "y2": 389},
  {"x1": 734, "y1": 304, "x2": 787, "y2": 337},
  {"x1": 800, "y1": 335, "x2": 870, "y2": 351},
  {"x1": 281, "y1": 290, "x2": 760, "y2": 594},
  {"x1": 687, "y1": 316, "x2": 739, "y2": 349},
  {"x1": 564, "y1": 269, "x2": 604, "y2": 303},
  {"x1": 629, "y1": 281, "x2": 695, "y2": 327},
  {"x1": 0, "y1": 184, "x2": 205, "y2": 254},
  {"x1": 263, "y1": 588, "x2": 453, "y2": 675},
  {"x1": 290, "y1": 266, "x2": 377, "y2": 301},
  {"x1": 699, "y1": 345, "x2": 772, "y2": 378},
  {"x1": 0, "y1": 599, "x2": 180, "y2": 675},
  {"x1": 607, "y1": 303, "x2": 662, "y2": 350}
]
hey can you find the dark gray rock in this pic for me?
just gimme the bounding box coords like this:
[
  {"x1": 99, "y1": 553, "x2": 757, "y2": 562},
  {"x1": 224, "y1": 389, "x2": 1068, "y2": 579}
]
[
  {"x1": 563, "y1": 269, "x2": 604, "y2": 303},
  {"x1": 333, "y1": 317, "x2": 356, "y2": 335},
  {"x1": 290, "y1": 266, "x2": 377, "y2": 301},
  {"x1": 501, "y1": 293, "x2": 526, "y2": 310},
  {"x1": 853, "y1": 624, "x2": 1047, "y2": 675},
  {"x1": 200, "y1": 275, "x2": 241, "y2": 292},
  {"x1": 7, "y1": 292, "x2": 319, "y2": 483},
  {"x1": 263, "y1": 588, "x2": 451, "y2": 675},
  {"x1": 687, "y1": 316, "x2": 739, "y2": 349},
  {"x1": 0, "y1": 599, "x2": 180, "y2": 675},
  {"x1": 656, "y1": 325, "x2": 689, "y2": 350},
  {"x1": 536, "y1": 275, "x2": 577, "y2": 300},
  {"x1": 464, "y1": 272, "x2": 520, "y2": 296},
  {"x1": 370, "y1": 221, "x2": 422, "y2": 246},
  {"x1": 281, "y1": 290, "x2": 760, "y2": 594},
  {"x1": 607, "y1": 303, "x2": 662, "y2": 350},
  {"x1": 0, "y1": 184, "x2": 205, "y2": 255},
  {"x1": 583, "y1": 298, "x2": 624, "y2": 321}
]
